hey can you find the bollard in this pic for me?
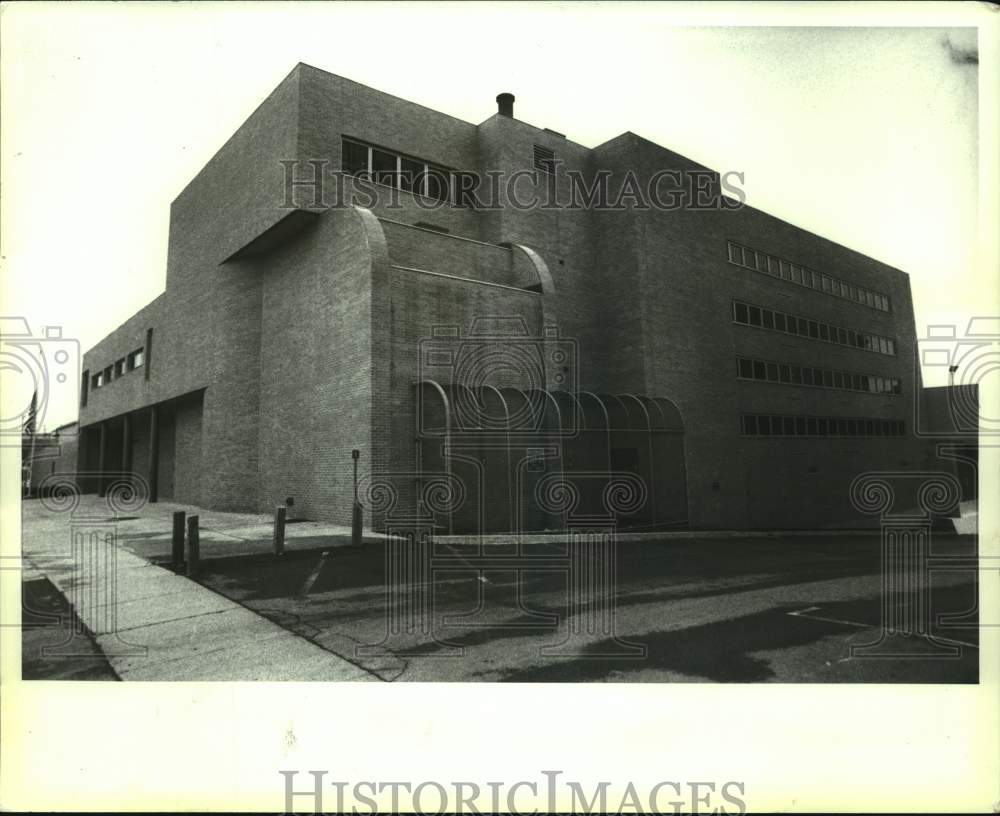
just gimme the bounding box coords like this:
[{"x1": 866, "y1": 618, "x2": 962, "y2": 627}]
[
  {"x1": 352, "y1": 502, "x2": 363, "y2": 547},
  {"x1": 171, "y1": 511, "x2": 186, "y2": 568},
  {"x1": 273, "y1": 505, "x2": 286, "y2": 556},
  {"x1": 186, "y1": 515, "x2": 200, "y2": 578},
  {"x1": 351, "y1": 448, "x2": 362, "y2": 547}
]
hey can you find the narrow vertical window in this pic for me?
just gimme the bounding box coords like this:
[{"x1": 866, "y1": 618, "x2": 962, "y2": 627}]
[{"x1": 144, "y1": 328, "x2": 153, "y2": 381}]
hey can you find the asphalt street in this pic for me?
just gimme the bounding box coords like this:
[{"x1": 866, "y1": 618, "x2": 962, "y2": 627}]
[{"x1": 194, "y1": 534, "x2": 979, "y2": 683}]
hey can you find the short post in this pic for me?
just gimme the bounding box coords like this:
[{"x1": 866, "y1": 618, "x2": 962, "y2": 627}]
[
  {"x1": 171, "y1": 511, "x2": 186, "y2": 568},
  {"x1": 186, "y1": 515, "x2": 200, "y2": 578},
  {"x1": 352, "y1": 449, "x2": 363, "y2": 547},
  {"x1": 273, "y1": 505, "x2": 287, "y2": 556}
]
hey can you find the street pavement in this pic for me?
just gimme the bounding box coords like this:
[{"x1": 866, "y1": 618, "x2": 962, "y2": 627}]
[
  {"x1": 194, "y1": 535, "x2": 978, "y2": 682},
  {"x1": 19, "y1": 497, "x2": 978, "y2": 682},
  {"x1": 19, "y1": 497, "x2": 376, "y2": 681}
]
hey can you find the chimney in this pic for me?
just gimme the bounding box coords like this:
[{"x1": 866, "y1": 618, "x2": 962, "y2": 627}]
[{"x1": 496, "y1": 92, "x2": 515, "y2": 118}]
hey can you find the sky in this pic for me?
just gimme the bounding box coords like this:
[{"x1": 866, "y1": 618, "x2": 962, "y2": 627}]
[{"x1": 1, "y1": 2, "x2": 994, "y2": 431}]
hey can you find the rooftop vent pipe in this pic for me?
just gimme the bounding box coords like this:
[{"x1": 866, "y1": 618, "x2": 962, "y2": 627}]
[{"x1": 496, "y1": 92, "x2": 515, "y2": 118}]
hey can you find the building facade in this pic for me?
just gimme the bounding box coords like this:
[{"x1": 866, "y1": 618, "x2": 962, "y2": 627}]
[
  {"x1": 77, "y1": 64, "x2": 942, "y2": 531},
  {"x1": 23, "y1": 421, "x2": 79, "y2": 497}
]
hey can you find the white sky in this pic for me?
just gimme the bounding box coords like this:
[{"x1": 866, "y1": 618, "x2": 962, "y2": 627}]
[{"x1": 1, "y1": 2, "x2": 995, "y2": 431}]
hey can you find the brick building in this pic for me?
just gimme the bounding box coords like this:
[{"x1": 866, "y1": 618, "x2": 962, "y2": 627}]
[
  {"x1": 23, "y1": 421, "x2": 79, "y2": 497},
  {"x1": 77, "y1": 63, "x2": 943, "y2": 532}
]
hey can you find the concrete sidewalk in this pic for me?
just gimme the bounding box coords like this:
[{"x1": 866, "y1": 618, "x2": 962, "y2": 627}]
[{"x1": 20, "y1": 499, "x2": 378, "y2": 681}]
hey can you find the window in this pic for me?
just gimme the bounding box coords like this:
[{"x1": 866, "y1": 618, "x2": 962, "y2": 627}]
[
  {"x1": 341, "y1": 137, "x2": 467, "y2": 206},
  {"x1": 114, "y1": 358, "x2": 125, "y2": 378},
  {"x1": 724, "y1": 242, "x2": 890, "y2": 310},
  {"x1": 103, "y1": 365, "x2": 112, "y2": 383},
  {"x1": 92, "y1": 372, "x2": 102, "y2": 389},
  {"x1": 425, "y1": 166, "x2": 451, "y2": 202},
  {"x1": 342, "y1": 139, "x2": 369, "y2": 176},
  {"x1": 766, "y1": 362, "x2": 779, "y2": 382},
  {"x1": 127, "y1": 348, "x2": 144, "y2": 370},
  {"x1": 400, "y1": 157, "x2": 424, "y2": 194},
  {"x1": 753, "y1": 360, "x2": 766, "y2": 380},
  {"x1": 732, "y1": 299, "x2": 896, "y2": 356},
  {"x1": 738, "y1": 358, "x2": 753, "y2": 378},
  {"x1": 779, "y1": 364, "x2": 791, "y2": 383},
  {"x1": 371, "y1": 148, "x2": 397, "y2": 186}
]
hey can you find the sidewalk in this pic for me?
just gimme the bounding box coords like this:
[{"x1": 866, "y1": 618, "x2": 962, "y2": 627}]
[{"x1": 20, "y1": 498, "x2": 378, "y2": 681}]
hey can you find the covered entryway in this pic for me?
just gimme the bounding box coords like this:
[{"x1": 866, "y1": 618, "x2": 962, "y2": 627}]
[{"x1": 415, "y1": 382, "x2": 688, "y2": 533}]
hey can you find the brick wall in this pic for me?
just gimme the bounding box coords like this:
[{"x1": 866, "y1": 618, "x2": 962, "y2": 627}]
[{"x1": 76, "y1": 64, "x2": 935, "y2": 530}]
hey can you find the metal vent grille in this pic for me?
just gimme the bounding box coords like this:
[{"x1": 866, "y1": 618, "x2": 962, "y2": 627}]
[{"x1": 533, "y1": 145, "x2": 555, "y2": 174}]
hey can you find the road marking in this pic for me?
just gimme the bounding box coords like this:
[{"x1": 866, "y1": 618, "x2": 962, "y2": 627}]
[
  {"x1": 787, "y1": 606, "x2": 868, "y2": 628},
  {"x1": 787, "y1": 607, "x2": 979, "y2": 649}
]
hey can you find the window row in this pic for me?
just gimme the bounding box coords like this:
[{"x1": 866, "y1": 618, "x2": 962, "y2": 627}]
[
  {"x1": 727, "y1": 240, "x2": 891, "y2": 312},
  {"x1": 736, "y1": 356, "x2": 901, "y2": 395},
  {"x1": 741, "y1": 413, "x2": 906, "y2": 437},
  {"x1": 91, "y1": 348, "x2": 143, "y2": 389},
  {"x1": 342, "y1": 137, "x2": 471, "y2": 205},
  {"x1": 732, "y1": 300, "x2": 897, "y2": 356}
]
